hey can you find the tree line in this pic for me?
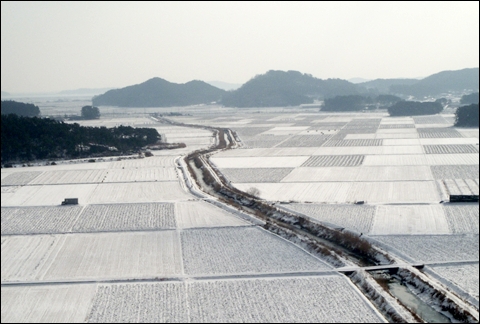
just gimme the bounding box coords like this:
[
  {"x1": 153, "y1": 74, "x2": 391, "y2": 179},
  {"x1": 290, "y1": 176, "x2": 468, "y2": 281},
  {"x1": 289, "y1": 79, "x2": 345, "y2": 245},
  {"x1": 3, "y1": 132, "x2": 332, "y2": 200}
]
[
  {"x1": 1, "y1": 114, "x2": 161, "y2": 164},
  {"x1": 1, "y1": 100, "x2": 40, "y2": 117},
  {"x1": 454, "y1": 104, "x2": 479, "y2": 127}
]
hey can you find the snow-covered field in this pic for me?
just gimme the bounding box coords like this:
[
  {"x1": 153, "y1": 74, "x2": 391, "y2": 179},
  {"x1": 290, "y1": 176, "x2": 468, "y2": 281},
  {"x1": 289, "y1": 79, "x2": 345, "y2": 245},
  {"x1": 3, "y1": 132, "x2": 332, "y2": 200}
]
[
  {"x1": 181, "y1": 227, "x2": 331, "y2": 276},
  {"x1": 371, "y1": 234, "x2": 479, "y2": 263},
  {"x1": 1, "y1": 284, "x2": 97, "y2": 323},
  {"x1": 284, "y1": 203, "x2": 375, "y2": 233},
  {"x1": 175, "y1": 201, "x2": 249, "y2": 228},
  {"x1": 2, "y1": 231, "x2": 183, "y2": 282},
  {"x1": 237, "y1": 181, "x2": 439, "y2": 203},
  {"x1": 371, "y1": 205, "x2": 450, "y2": 235},
  {"x1": 2, "y1": 109, "x2": 479, "y2": 322},
  {"x1": 427, "y1": 263, "x2": 479, "y2": 302},
  {"x1": 86, "y1": 276, "x2": 385, "y2": 323}
]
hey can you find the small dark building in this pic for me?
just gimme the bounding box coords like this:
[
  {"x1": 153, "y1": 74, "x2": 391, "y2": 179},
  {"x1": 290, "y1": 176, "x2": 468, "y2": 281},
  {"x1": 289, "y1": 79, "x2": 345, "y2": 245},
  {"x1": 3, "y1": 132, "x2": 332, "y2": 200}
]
[{"x1": 61, "y1": 198, "x2": 78, "y2": 205}]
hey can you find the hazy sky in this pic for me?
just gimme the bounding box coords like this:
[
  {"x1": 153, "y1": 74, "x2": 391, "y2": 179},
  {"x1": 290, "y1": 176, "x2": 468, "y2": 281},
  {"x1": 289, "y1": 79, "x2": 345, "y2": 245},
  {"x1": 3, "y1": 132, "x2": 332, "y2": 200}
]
[{"x1": 2, "y1": 1, "x2": 479, "y2": 93}]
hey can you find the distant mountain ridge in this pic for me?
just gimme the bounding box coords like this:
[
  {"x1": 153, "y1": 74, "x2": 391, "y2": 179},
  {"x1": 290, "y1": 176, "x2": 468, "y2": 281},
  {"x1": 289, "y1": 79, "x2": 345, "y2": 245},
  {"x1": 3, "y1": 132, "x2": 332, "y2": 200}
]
[
  {"x1": 389, "y1": 68, "x2": 479, "y2": 97},
  {"x1": 92, "y1": 78, "x2": 226, "y2": 107},
  {"x1": 221, "y1": 70, "x2": 360, "y2": 107},
  {"x1": 91, "y1": 68, "x2": 479, "y2": 108}
]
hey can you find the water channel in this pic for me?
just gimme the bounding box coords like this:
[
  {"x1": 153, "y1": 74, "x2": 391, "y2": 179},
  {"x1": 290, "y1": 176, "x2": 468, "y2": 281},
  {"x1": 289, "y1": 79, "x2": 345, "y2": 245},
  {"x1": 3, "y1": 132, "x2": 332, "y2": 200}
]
[{"x1": 385, "y1": 277, "x2": 451, "y2": 323}]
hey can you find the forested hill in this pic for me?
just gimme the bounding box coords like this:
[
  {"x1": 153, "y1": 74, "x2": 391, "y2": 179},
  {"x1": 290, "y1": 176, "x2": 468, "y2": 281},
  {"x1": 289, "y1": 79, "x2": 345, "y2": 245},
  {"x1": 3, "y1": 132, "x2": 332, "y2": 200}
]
[
  {"x1": 389, "y1": 68, "x2": 479, "y2": 98},
  {"x1": 221, "y1": 70, "x2": 360, "y2": 107},
  {"x1": 358, "y1": 78, "x2": 419, "y2": 93},
  {"x1": 1, "y1": 114, "x2": 161, "y2": 164},
  {"x1": 92, "y1": 78, "x2": 226, "y2": 107},
  {"x1": 1, "y1": 100, "x2": 41, "y2": 117}
]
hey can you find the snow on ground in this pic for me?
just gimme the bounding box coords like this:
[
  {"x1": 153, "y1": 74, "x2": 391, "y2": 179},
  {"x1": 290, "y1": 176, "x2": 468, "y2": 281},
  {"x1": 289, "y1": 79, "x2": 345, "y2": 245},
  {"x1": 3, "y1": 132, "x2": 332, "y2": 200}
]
[
  {"x1": 237, "y1": 181, "x2": 439, "y2": 203},
  {"x1": 284, "y1": 203, "x2": 375, "y2": 233},
  {"x1": 371, "y1": 234, "x2": 479, "y2": 263},
  {"x1": 371, "y1": 205, "x2": 450, "y2": 235},
  {"x1": 185, "y1": 276, "x2": 385, "y2": 323},
  {"x1": 443, "y1": 204, "x2": 480, "y2": 234},
  {"x1": 427, "y1": 263, "x2": 479, "y2": 303},
  {"x1": 73, "y1": 203, "x2": 176, "y2": 232},
  {"x1": 219, "y1": 168, "x2": 293, "y2": 183},
  {"x1": 2, "y1": 231, "x2": 183, "y2": 282},
  {"x1": 431, "y1": 165, "x2": 479, "y2": 179},
  {"x1": 210, "y1": 156, "x2": 310, "y2": 168},
  {"x1": 1, "y1": 184, "x2": 99, "y2": 206},
  {"x1": 1, "y1": 284, "x2": 97, "y2": 323},
  {"x1": 87, "y1": 282, "x2": 188, "y2": 323},
  {"x1": 29, "y1": 169, "x2": 108, "y2": 184},
  {"x1": 175, "y1": 201, "x2": 249, "y2": 229},
  {"x1": 102, "y1": 167, "x2": 178, "y2": 182},
  {"x1": 87, "y1": 182, "x2": 191, "y2": 203},
  {"x1": 181, "y1": 226, "x2": 331, "y2": 276},
  {"x1": 281, "y1": 166, "x2": 434, "y2": 182},
  {"x1": 1, "y1": 171, "x2": 43, "y2": 185},
  {"x1": 1, "y1": 205, "x2": 83, "y2": 235}
]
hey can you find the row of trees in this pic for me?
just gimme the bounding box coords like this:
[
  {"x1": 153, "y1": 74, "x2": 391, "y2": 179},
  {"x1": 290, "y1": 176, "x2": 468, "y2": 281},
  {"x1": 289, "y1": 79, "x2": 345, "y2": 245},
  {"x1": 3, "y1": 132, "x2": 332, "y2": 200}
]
[
  {"x1": 1, "y1": 114, "x2": 161, "y2": 163},
  {"x1": 321, "y1": 94, "x2": 403, "y2": 111},
  {"x1": 454, "y1": 104, "x2": 479, "y2": 127},
  {"x1": 387, "y1": 101, "x2": 443, "y2": 116},
  {"x1": 1, "y1": 100, "x2": 40, "y2": 117}
]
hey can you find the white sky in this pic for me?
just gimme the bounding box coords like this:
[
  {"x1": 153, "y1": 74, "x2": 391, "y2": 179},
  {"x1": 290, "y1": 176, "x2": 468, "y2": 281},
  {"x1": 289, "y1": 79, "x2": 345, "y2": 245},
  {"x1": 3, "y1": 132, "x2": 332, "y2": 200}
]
[{"x1": 1, "y1": 1, "x2": 479, "y2": 93}]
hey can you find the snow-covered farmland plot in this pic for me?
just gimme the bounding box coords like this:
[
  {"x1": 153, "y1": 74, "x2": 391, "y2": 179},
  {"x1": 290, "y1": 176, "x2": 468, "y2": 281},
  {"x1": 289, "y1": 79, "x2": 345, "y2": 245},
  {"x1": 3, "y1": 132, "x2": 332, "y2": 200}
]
[
  {"x1": 1, "y1": 205, "x2": 83, "y2": 235},
  {"x1": 29, "y1": 169, "x2": 108, "y2": 184},
  {"x1": 211, "y1": 156, "x2": 309, "y2": 168},
  {"x1": 371, "y1": 234, "x2": 479, "y2": 263},
  {"x1": 181, "y1": 227, "x2": 330, "y2": 276},
  {"x1": 301, "y1": 155, "x2": 364, "y2": 167},
  {"x1": 428, "y1": 263, "x2": 479, "y2": 302},
  {"x1": 413, "y1": 116, "x2": 450, "y2": 124},
  {"x1": 1, "y1": 184, "x2": 98, "y2": 206},
  {"x1": 355, "y1": 166, "x2": 434, "y2": 181},
  {"x1": 187, "y1": 276, "x2": 385, "y2": 323},
  {"x1": 219, "y1": 168, "x2": 293, "y2": 183},
  {"x1": 102, "y1": 167, "x2": 178, "y2": 182},
  {"x1": 72, "y1": 203, "x2": 176, "y2": 232},
  {"x1": 378, "y1": 124, "x2": 416, "y2": 129},
  {"x1": 438, "y1": 179, "x2": 479, "y2": 196},
  {"x1": 417, "y1": 128, "x2": 463, "y2": 138},
  {"x1": 281, "y1": 167, "x2": 361, "y2": 182},
  {"x1": 1, "y1": 171, "x2": 43, "y2": 186},
  {"x1": 322, "y1": 139, "x2": 383, "y2": 147},
  {"x1": 456, "y1": 129, "x2": 479, "y2": 138},
  {"x1": 312, "y1": 146, "x2": 424, "y2": 155},
  {"x1": 431, "y1": 165, "x2": 479, "y2": 179},
  {"x1": 1, "y1": 235, "x2": 63, "y2": 282},
  {"x1": 234, "y1": 127, "x2": 273, "y2": 137},
  {"x1": 419, "y1": 138, "x2": 479, "y2": 145},
  {"x1": 259, "y1": 126, "x2": 310, "y2": 135},
  {"x1": 425, "y1": 154, "x2": 479, "y2": 165},
  {"x1": 346, "y1": 181, "x2": 439, "y2": 203},
  {"x1": 175, "y1": 201, "x2": 248, "y2": 229},
  {"x1": 363, "y1": 155, "x2": 427, "y2": 166},
  {"x1": 371, "y1": 205, "x2": 449, "y2": 235},
  {"x1": 111, "y1": 156, "x2": 176, "y2": 169},
  {"x1": 423, "y1": 144, "x2": 478, "y2": 154},
  {"x1": 2, "y1": 231, "x2": 183, "y2": 282},
  {"x1": 285, "y1": 203, "x2": 375, "y2": 233},
  {"x1": 87, "y1": 282, "x2": 188, "y2": 323},
  {"x1": 443, "y1": 204, "x2": 479, "y2": 234},
  {"x1": 237, "y1": 181, "x2": 438, "y2": 203},
  {"x1": 87, "y1": 182, "x2": 191, "y2": 203},
  {"x1": 1, "y1": 284, "x2": 97, "y2": 323},
  {"x1": 276, "y1": 135, "x2": 332, "y2": 147},
  {"x1": 240, "y1": 135, "x2": 291, "y2": 148}
]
